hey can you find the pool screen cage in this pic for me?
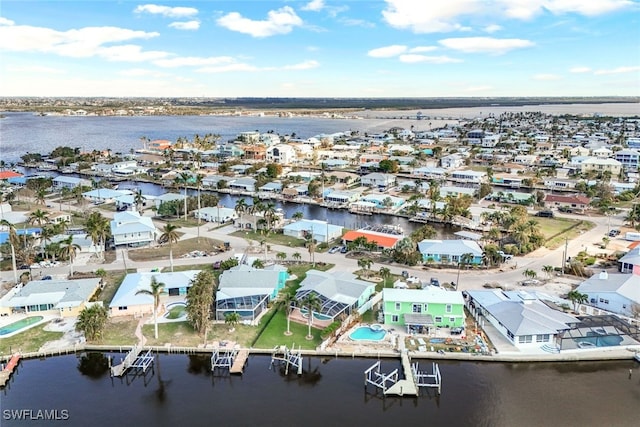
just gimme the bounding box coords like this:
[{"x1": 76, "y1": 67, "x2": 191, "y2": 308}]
[
  {"x1": 558, "y1": 315, "x2": 640, "y2": 350},
  {"x1": 294, "y1": 289, "x2": 349, "y2": 319}
]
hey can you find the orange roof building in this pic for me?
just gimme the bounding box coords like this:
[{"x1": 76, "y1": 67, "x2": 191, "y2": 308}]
[
  {"x1": 342, "y1": 230, "x2": 401, "y2": 249},
  {"x1": 0, "y1": 171, "x2": 22, "y2": 180}
]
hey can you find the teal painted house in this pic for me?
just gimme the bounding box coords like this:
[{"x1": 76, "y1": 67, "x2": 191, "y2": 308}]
[
  {"x1": 417, "y1": 239, "x2": 483, "y2": 266},
  {"x1": 383, "y1": 288, "x2": 465, "y2": 333}
]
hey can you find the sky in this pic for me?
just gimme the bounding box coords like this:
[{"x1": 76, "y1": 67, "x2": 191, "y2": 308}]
[{"x1": 0, "y1": 0, "x2": 639, "y2": 98}]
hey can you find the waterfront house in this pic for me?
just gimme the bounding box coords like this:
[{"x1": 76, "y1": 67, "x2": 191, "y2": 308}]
[
  {"x1": 0, "y1": 278, "x2": 101, "y2": 318},
  {"x1": 109, "y1": 270, "x2": 200, "y2": 317},
  {"x1": 359, "y1": 194, "x2": 405, "y2": 209},
  {"x1": 324, "y1": 190, "x2": 361, "y2": 205},
  {"x1": 228, "y1": 177, "x2": 256, "y2": 192},
  {"x1": 580, "y1": 158, "x2": 622, "y2": 176},
  {"x1": 52, "y1": 176, "x2": 91, "y2": 190},
  {"x1": 417, "y1": 239, "x2": 483, "y2": 266},
  {"x1": 439, "y1": 186, "x2": 476, "y2": 198},
  {"x1": 449, "y1": 170, "x2": 487, "y2": 184},
  {"x1": 215, "y1": 264, "x2": 289, "y2": 322},
  {"x1": 412, "y1": 166, "x2": 447, "y2": 180},
  {"x1": 114, "y1": 193, "x2": 155, "y2": 211},
  {"x1": 266, "y1": 144, "x2": 297, "y2": 165},
  {"x1": 614, "y1": 149, "x2": 640, "y2": 171},
  {"x1": 293, "y1": 270, "x2": 375, "y2": 323},
  {"x1": 282, "y1": 219, "x2": 343, "y2": 244},
  {"x1": 154, "y1": 193, "x2": 187, "y2": 211},
  {"x1": 235, "y1": 210, "x2": 284, "y2": 231},
  {"x1": 146, "y1": 139, "x2": 172, "y2": 152},
  {"x1": 258, "y1": 182, "x2": 283, "y2": 194},
  {"x1": 360, "y1": 173, "x2": 397, "y2": 190},
  {"x1": 0, "y1": 170, "x2": 23, "y2": 183},
  {"x1": 82, "y1": 188, "x2": 132, "y2": 204},
  {"x1": 110, "y1": 211, "x2": 158, "y2": 248},
  {"x1": 440, "y1": 154, "x2": 466, "y2": 169},
  {"x1": 193, "y1": 206, "x2": 237, "y2": 223},
  {"x1": 466, "y1": 290, "x2": 578, "y2": 350},
  {"x1": 576, "y1": 270, "x2": 640, "y2": 318},
  {"x1": 382, "y1": 288, "x2": 465, "y2": 333}
]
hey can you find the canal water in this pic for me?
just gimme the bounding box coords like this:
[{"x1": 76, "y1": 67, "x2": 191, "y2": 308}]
[{"x1": 1, "y1": 354, "x2": 638, "y2": 427}]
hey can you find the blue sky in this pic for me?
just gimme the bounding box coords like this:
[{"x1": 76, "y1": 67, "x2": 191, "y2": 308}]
[{"x1": 0, "y1": 0, "x2": 638, "y2": 97}]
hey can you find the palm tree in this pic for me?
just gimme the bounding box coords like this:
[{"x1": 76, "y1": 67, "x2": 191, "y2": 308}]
[
  {"x1": 159, "y1": 223, "x2": 180, "y2": 272},
  {"x1": 135, "y1": 276, "x2": 166, "y2": 339},
  {"x1": 305, "y1": 237, "x2": 316, "y2": 266},
  {"x1": 378, "y1": 266, "x2": 391, "y2": 287},
  {"x1": 252, "y1": 259, "x2": 265, "y2": 269},
  {"x1": 35, "y1": 188, "x2": 47, "y2": 206},
  {"x1": 176, "y1": 171, "x2": 191, "y2": 220},
  {"x1": 282, "y1": 292, "x2": 298, "y2": 336},
  {"x1": 292, "y1": 211, "x2": 304, "y2": 221},
  {"x1": 357, "y1": 257, "x2": 373, "y2": 277},
  {"x1": 39, "y1": 224, "x2": 56, "y2": 260},
  {"x1": 0, "y1": 219, "x2": 18, "y2": 284},
  {"x1": 195, "y1": 174, "x2": 204, "y2": 242},
  {"x1": 29, "y1": 209, "x2": 49, "y2": 227},
  {"x1": 276, "y1": 252, "x2": 287, "y2": 263},
  {"x1": 134, "y1": 189, "x2": 145, "y2": 214},
  {"x1": 85, "y1": 211, "x2": 111, "y2": 261},
  {"x1": 292, "y1": 252, "x2": 302, "y2": 264},
  {"x1": 300, "y1": 292, "x2": 321, "y2": 340},
  {"x1": 58, "y1": 235, "x2": 80, "y2": 277},
  {"x1": 224, "y1": 312, "x2": 241, "y2": 331},
  {"x1": 455, "y1": 252, "x2": 474, "y2": 290},
  {"x1": 567, "y1": 290, "x2": 588, "y2": 312},
  {"x1": 234, "y1": 198, "x2": 247, "y2": 229},
  {"x1": 542, "y1": 265, "x2": 554, "y2": 279}
]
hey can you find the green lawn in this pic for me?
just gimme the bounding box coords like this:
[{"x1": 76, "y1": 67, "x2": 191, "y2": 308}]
[
  {"x1": 0, "y1": 323, "x2": 63, "y2": 354},
  {"x1": 231, "y1": 230, "x2": 307, "y2": 248},
  {"x1": 534, "y1": 217, "x2": 595, "y2": 249},
  {"x1": 252, "y1": 307, "x2": 322, "y2": 350}
]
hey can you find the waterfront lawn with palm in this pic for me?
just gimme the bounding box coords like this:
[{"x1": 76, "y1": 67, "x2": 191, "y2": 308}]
[
  {"x1": 253, "y1": 308, "x2": 322, "y2": 350},
  {"x1": 231, "y1": 229, "x2": 307, "y2": 248},
  {"x1": 0, "y1": 324, "x2": 63, "y2": 354}
]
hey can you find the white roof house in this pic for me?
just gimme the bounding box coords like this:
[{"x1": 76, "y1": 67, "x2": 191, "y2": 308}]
[
  {"x1": 0, "y1": 278, "x2": 101, "y2": 317},
  {"x1": 110, "y1": 211, "x2": 158, "y2": 247},
  {"x1": 294, "y1": 270, "x2": 376, "y2": 320},
  {"x1": 282, "y1": 219, "x2": 343, "y2": 243},
  {"x1": 109, "y1": 270, "x2": 200, "y2": 316},
  {"x1": 193, "y1": 206, "x2": 237, "y2": 223},
  {"x1": 82, "y1": 189, "x2": 133, "y2": 203},
  {"x1": 576, "y1": 270, "x2": 640, "y2": 318},
  {"x1": 417, "y1": 239, "x2": 483, "y2": 265},
  {"x1": 467, "y1": 290, "x2": 578, "y2": 350}
]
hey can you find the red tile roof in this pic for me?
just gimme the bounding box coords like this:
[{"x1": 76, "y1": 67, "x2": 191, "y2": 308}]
[
  {"x1": 0, "y1": 171, "x2": 22, "y2": 180},
  {"x1": 342, "y1": 230, "x2": 401, "y2": 248}
]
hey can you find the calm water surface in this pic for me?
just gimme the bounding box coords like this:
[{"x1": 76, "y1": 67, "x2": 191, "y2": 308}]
[{"x1": 1, "y1": 354, "x2": 639, "y2": 427}]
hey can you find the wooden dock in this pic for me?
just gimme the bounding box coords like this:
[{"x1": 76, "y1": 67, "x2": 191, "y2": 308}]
[
  {"x1": 110, "y1": 344, "x2": 143, "y2": 377},
  {"x1": 0, "y1": 354, "x2": 21, "y2": 387},
  {"x1": 229, "y1": 349, "x2": 249, "y2": 374},
  {"x1": 384, "y1": 351, "x2": 418, "y2": 396}
]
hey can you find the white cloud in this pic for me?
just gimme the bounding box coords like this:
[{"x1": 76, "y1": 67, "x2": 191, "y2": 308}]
[
  {"x1": 197, "y1": 63, "x2": 260, "y2": 73},
  {"x1": 216, "y1": 7, "x2": 303, "y2": 38},
  {"x1": 0, "y1": 24, "x2": 160, "y2": 59},
  {"x1": 483, "y1": 24, "x2": 502, "y2": 33},
  {"x1": 7, "y1": 65, "x2": 64, "y2": 74},
  {"x1": 134, "y1": 4, "x2": 198, "y2": 18},
  {"x1": 118, "y1": 68, "x2": 169, "y2": 78},
  {"x1": 283, "y1": 60, "x2": 320, "y2": 70},
  {"x1": 399, "y1": 54, "x2": 462, "y2": 64},
  {"x1": 409, "y1": 46, "x2": 438, "y2": 53},
  {"x1": 0, "y1": 17, "x2": 15, "y2": 26},
  {"x1": 382, "y1": 0, "x2": 480, "y2": 33},
  {"x1": 168, "y1": 21, "x2": 200, "y2": 31},
  {"x1": 301, "y1": 0, "x2": 325, "y2": 12},
  {"x1": 381, "y1": 0, "x2": 635, "y2": 34},
  {"x1": 339, "y1": 18, "x2": 375, "y2": 28},
  {"x1": 154, "y1": 56, "x2": 236, "y2": 68},
  {"x1": 464, "y1": 85, "x2": 493, "y2": 92},
  {"x1": 570, "y1": 66, "x2": 591, "y2": 73},
  {"x1": 594, "y1": 66, "x2": 640, "y2": 75},
  {"x1": 439, "y1": 37, "x2": 534, "y2": 54},
  {"x1": 367, "y1": 45, "x2": 407, "y2": 58},
  {"x1": 533, "y1": 73, "x2": 562, "y2": 80},
  {"x1": 97, "y1": 45, "x2": 169, "y2": 62}
]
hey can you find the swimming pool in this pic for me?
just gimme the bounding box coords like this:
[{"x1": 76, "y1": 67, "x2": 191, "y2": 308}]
[
  {"x1": 300, "y1": 309, "x2": 333, "y2": 321},
  {"x1": 575, "y1": 333, "x2": 623, "y2": 348},
  {"x1": 349, "y1": 326, "x2": 387, "y2": 341},
  {"x1": 164, "y1": 302, "x2": 186, "y2": 319},
  {"x1": 0, "y1": 316, "x2": 45, "y2": 336}
]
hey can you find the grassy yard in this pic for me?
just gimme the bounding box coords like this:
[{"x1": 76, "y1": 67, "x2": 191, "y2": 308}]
[
  {"x1": 231, "y1": 230, "x2": 307, "y2": 248},
  {"x1": 0, "y1": 323, "x2": 64, "y2": 354},
  {"x1": 535, "y1": 217, "x2": 595, "y2": 249},
  {"x1": 127, "y1": 237, "x2": 226, "y2": 262},
  {"x1": 92, "y1": 269, "x2": 136, "y2": 305},
  {"x1": 252, "y1": 308, "x2": 323, "y2": 350},
  {"x1": 95, "y1": 317, "x2": 138, "y2": 345}
]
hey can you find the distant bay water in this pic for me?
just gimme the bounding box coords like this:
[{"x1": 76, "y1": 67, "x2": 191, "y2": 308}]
[{"x1": 1, "y1": 354, "x2": 639, "y2": 427}]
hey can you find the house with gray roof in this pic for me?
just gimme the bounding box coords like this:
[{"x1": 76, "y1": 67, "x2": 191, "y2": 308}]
[
  {"x1": 576, "y1": 270, "x2": 640, "y2": 317},
  {"x1": 109, "y1": 270, "x2": 200, "y2": 317},
  {"x1": 466, "y1": 290, "x2": 578, "y2": 350},
  {"x1": 360, "y1": 172, "x2": 397, "y2": 189},
  {"x1": 618, "y1": 248, "x2": 640, "y2": 273},
  {"x1": 417, "y1": 239, "x2": 483, "y2": 266},
  {"x1": 294, "y1": 270, "x2": 375, "y2": 323},
  {"x1": 215, "y1": 264, "x2": 289, "y2": 321},
  {"x1": 283, "y1": 219, "x2": 343, "y2": 244},
  {"x1": 53, "y1": 176, "x2": 91, "y2": 190},
  {"x1": 0, "y1": 278, "x2": 101, "y2": 318},
  {"x1": 228, "y1": 177, "x2": 256, "y2": 192},
  {"x1": 110, "y1": 211, "x2": 158, "y2": 248}
]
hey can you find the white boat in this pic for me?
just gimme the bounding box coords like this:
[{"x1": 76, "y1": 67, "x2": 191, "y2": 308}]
[{"x1": 634, "y1": 353, "x2": 640, "y2": 363}]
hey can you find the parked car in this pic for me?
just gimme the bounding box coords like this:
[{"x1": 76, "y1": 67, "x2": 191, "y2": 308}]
[
  {"x1": 536, "y1": 210, "x2": 554, "y2": 218},
  {"x1": 340, "y1": 246, "x2": 348, "y2": 254},
  {"x1": 451, "y1": 327, "x2": 464, "y2": 335},
  {"x1": 497, "y1": 250, "x2": 514, "y2": 261},
  {"x1": 328, "y1": 246, "x2": 340, "y2": 254},
  {"x1": 430, "y1": 277, "x2": 440, "y2": 287},
  {"x1": 608, "y1": 229, "x2": 620, "y2": 237},
  {"x1": 42, "y1": 276, "x2": 52, "y2": 280}
]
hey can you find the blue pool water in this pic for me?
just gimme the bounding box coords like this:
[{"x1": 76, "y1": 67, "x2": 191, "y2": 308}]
[
  {"x1": 0, "y1": 316, "x2": 44, "y2": 336},
  {"x1": 349, "y1": 326, "x2": 387, "y2": 341},
  {"x1": 300, "y1": 309, "x2": 333, "y2": 321},
  {"x1": 576, "y1": 334, "x2": 623, "y2": 348}
]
